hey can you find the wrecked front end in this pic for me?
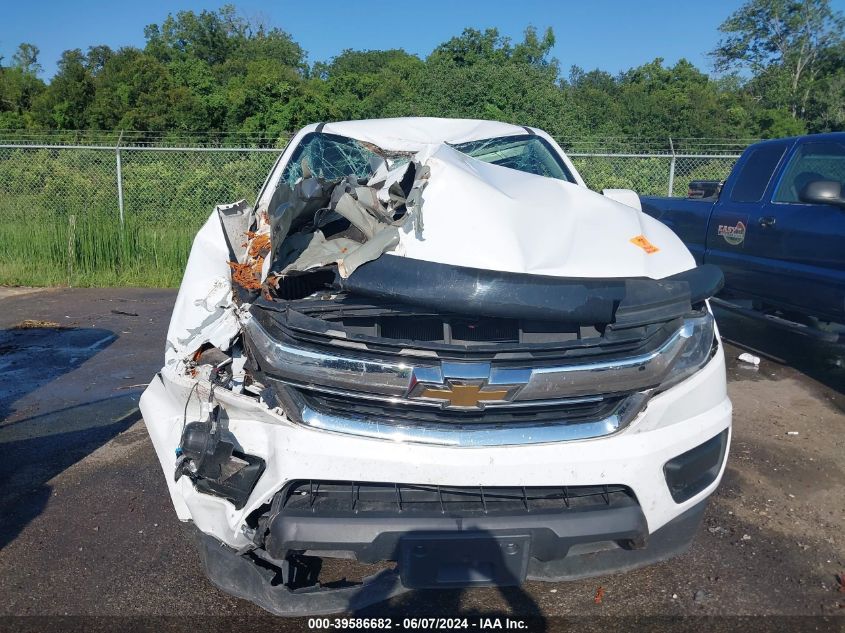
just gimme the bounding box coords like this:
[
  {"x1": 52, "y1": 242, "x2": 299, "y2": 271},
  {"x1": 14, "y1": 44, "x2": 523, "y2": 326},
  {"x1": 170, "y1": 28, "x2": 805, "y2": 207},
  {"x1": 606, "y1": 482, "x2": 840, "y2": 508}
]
[{"x1": 140, "y1": 129, "x2": 731, "y2": 615}]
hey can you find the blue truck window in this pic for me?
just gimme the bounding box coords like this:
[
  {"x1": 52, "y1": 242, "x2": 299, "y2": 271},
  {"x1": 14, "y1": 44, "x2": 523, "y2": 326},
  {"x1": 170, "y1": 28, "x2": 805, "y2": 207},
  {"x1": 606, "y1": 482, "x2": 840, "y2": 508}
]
[
  {"x1": 729, "y1": 144, "x2": 787, "y2": 203},
  {"x1": 773, "y1": 142, "x2": 845, "y2": 203}
]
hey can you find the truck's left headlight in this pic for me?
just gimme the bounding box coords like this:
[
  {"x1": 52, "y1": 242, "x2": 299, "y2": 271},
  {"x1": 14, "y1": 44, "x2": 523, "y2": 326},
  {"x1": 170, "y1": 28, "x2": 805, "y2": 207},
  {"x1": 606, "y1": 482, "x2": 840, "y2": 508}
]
[{"x1": 660, "y1": 312, "x2": 717, "y2": 391}]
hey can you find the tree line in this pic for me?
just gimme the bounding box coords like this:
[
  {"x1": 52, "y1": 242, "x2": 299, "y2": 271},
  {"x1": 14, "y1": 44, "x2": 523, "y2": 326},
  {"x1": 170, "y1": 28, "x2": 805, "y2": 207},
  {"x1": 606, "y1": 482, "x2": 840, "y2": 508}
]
[{"x1": 1, "y1": 0, "x2": 843, "y2": 145}]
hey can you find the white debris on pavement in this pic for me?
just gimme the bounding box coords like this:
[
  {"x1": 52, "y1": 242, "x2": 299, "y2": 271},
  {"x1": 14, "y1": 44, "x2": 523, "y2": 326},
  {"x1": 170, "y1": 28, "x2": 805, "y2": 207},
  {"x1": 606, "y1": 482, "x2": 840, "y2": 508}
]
[{"x1": 738, "y1": 352, "x2": 761, "y2": 366}]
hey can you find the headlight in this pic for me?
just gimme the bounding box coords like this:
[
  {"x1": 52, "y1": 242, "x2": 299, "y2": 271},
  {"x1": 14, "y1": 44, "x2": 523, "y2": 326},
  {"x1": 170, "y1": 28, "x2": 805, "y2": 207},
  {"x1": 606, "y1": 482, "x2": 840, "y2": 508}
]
[{"x1": 658, "y1": 312, "x2": 716, "y2": 392}]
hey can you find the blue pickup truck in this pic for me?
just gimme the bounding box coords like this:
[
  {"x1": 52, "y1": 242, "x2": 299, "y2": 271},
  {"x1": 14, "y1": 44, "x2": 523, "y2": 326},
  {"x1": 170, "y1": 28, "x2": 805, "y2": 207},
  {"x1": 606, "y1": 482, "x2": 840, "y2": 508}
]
[{"x1": 641, "y1": 133, "x2": 845, "y2": 341}]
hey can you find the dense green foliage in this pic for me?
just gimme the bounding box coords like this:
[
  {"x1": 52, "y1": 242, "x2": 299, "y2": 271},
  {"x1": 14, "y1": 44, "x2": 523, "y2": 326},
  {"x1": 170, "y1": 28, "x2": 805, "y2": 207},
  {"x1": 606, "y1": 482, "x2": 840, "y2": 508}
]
[
  {"x1": 1, "y1": 1, "x2": 843, "y2": 141},
  {"x1": 713, "y1": 0, "x2": 845, "y2": 128}
]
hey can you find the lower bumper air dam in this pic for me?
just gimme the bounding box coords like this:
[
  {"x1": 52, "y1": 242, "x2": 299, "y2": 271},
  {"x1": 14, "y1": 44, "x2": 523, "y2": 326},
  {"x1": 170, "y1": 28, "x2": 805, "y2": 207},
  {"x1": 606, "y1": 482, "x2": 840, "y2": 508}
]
[{"x1": 192, "y1": 499, "x2": 707, "y2": 616}]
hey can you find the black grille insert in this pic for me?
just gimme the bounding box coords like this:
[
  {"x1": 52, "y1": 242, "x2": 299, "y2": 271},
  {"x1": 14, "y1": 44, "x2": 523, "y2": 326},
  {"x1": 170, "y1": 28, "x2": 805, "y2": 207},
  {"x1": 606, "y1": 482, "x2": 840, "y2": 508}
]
[
  {"x1": 380, "y1": 317, "x2": 443, "y2": 341},
  {"x1": 280, "y1": 480, "x2": 637, "y2": 517},
  {"x1": 299, "y1": 389, "x2": 627, "y2": 425}
]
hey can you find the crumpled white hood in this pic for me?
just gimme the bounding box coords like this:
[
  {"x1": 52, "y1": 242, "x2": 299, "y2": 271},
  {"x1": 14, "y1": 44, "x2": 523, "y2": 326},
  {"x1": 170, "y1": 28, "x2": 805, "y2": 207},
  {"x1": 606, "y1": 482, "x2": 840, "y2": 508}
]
[
  {"x1": 390, "y1": 144, "x2": 694, "y2": 279},
  {"x1": 165, "y1": 130, "x2": 696, "y2": 364}
]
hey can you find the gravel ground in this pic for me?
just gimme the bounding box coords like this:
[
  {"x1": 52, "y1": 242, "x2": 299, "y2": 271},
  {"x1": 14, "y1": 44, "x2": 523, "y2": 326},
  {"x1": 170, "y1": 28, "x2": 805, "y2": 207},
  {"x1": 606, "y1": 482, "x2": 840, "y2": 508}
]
[{"x1": 0, "y1": 287, "x2": 842, "y2": 631}]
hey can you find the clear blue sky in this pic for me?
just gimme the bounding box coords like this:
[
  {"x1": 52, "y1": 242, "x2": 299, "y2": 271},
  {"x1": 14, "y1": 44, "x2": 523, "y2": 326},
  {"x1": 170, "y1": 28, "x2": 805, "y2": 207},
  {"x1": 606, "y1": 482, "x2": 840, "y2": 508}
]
[{"x1": 3, "y1": 0, "x2": 844, "y2": 79}]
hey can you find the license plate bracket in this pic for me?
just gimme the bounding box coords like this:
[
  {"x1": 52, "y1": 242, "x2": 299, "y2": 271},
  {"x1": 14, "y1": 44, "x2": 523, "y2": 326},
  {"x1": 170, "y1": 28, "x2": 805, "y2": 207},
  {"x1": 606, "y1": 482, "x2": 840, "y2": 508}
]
[{"x1": 399, "y1": 533, "x2": 531, "y2": 589}]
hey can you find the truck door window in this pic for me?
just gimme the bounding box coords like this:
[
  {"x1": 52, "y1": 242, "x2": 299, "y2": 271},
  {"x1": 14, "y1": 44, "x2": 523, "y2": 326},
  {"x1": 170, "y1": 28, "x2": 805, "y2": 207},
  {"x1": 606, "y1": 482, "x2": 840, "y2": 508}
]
[
  {"x1": 729, "y1": 144, "x2": 787, "y2": 203},
  {"x1": 773, "y1": 142, "x2": 845, "y2": 204}
]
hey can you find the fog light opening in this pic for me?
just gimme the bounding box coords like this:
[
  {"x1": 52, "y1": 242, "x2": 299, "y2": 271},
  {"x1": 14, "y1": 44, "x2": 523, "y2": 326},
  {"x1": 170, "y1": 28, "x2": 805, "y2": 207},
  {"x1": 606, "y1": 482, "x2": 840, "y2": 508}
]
[{"x1": 663, "y1": 429, "x2": 728, "y2": 503}]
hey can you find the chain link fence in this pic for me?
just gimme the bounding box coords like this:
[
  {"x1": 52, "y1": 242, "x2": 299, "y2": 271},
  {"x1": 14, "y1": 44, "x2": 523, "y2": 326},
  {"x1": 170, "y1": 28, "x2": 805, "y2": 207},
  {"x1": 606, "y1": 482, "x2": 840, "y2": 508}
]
[
  {"x1": 0, "y1": 133, "x2": 743, "y2": 287},
  {"x1": 570, "y1": 153, "x2": 740, "y2": 197}
]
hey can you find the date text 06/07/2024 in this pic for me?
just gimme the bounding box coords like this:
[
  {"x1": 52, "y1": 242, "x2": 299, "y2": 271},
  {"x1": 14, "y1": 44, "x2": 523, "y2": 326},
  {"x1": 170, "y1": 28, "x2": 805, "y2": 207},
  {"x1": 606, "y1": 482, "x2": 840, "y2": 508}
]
[{"x1": 307, "y1": 617, "x2": 529, "y2": 629}]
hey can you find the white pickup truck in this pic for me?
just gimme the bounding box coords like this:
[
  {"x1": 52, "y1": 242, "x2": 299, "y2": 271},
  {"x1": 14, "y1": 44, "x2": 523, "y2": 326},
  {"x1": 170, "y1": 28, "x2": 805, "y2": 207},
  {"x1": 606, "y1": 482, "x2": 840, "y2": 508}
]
[{"x1": 140, "y1": 117, "x2": 732, "y2": 615}]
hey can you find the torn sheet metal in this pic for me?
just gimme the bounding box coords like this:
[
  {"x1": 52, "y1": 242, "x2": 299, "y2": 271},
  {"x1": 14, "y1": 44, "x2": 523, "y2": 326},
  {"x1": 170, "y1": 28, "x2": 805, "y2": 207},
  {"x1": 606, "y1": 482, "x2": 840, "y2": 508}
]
[
  {"x1": 278, "y1": 228, "x2": 399, "y2": 279},
  {"x1": 165, "y1": 204, "x2": 249, "y2": 366},
  {"x1": 266, "y1": 161, "x2": 426, "y2": 282},
  {"x1": 262, "y1": 142, "x2": 693, "y2": 293}
]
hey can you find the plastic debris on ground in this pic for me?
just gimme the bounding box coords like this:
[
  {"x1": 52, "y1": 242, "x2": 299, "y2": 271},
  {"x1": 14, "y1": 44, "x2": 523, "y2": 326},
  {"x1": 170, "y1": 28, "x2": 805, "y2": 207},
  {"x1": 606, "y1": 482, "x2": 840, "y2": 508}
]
[{"x1": 737, "y1": 352, "x2": 761, "y2": 366}]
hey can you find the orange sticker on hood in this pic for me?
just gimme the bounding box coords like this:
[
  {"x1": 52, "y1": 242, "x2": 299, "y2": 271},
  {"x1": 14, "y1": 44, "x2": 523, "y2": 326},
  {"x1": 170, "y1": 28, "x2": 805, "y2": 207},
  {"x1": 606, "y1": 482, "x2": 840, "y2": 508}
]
[{"x1": 629, "y1": 235, "x2": 659, "y2": 254}]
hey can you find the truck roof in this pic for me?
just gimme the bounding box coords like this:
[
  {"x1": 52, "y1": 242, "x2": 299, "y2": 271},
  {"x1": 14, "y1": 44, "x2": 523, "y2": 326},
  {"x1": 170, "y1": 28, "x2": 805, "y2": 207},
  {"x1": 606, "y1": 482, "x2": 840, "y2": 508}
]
[
  {"x1": 749, "y1": 131, "x2": 845, "y2": 149},
  {"x1": 297, "y1": 117, "x2": 534, "y2": 152}
]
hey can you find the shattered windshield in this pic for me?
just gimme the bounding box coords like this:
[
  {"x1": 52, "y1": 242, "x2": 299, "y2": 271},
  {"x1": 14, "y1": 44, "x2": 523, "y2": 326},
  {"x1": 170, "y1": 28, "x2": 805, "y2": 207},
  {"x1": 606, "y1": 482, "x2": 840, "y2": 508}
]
[
  {"x1": 281, "y1": 131, "x2": 575, "y2": 187},
  {"x1": 450, "y1": 135, "x2": 576, "y2": 182},
  {"x1": 282, "y1": 132, "x2": 379, "y2": 186}
]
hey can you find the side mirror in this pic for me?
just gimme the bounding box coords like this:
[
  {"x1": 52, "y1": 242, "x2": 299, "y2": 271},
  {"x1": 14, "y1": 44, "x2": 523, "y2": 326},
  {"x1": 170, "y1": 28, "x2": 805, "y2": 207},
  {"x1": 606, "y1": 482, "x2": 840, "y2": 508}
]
[
  {"x1": 799, "y1": 180, "x2": 845, "y2": 209},
  {"x1": 602, "y1": 188, "x2": 641, "y2": 211}
]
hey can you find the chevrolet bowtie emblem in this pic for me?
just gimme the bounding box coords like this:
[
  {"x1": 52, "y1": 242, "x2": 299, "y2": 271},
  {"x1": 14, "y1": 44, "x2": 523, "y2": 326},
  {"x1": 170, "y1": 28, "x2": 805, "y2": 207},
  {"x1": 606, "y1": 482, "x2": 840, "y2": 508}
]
[{"x1": 417, "y1": 382, "x2": 512, "y2": 409}]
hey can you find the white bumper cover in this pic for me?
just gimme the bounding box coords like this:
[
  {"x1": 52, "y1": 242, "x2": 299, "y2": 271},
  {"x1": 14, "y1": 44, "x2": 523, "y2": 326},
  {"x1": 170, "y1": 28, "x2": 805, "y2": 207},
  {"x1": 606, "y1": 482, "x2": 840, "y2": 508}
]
[{"x1": 140, "y1": 343, "x2": 730, "y2": 549}]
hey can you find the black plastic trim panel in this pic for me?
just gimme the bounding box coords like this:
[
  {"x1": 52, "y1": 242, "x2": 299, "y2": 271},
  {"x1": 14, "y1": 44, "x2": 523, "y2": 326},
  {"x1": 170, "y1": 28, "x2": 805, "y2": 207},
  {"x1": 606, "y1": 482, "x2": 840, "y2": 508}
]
[
  {"x1": 265, "y1": 481, "x2": 642, "y2": 564},
  {"x1": 335, "y1": 258, "x2": 723, "y2": 325},
  {"x1": 192, "y1": 500, "x2": 708, "y2": 616}
]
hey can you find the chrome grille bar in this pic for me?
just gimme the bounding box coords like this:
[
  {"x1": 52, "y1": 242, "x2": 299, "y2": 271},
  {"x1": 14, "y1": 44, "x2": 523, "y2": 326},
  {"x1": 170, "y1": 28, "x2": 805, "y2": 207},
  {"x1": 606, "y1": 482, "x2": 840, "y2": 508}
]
[
  {"x1": 296, "y1": 392, "x2": 649, "y2": 446},
  {"x1": 244, "y1": 315, "x2": 702, "y2": 405}
]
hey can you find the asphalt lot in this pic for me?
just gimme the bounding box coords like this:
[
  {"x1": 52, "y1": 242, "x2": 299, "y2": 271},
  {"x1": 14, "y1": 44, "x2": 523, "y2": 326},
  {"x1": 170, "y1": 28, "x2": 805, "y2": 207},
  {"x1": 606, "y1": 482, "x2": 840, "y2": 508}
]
[{"x1": 0, "y1": 287, "x2": 843, "y2": 628}]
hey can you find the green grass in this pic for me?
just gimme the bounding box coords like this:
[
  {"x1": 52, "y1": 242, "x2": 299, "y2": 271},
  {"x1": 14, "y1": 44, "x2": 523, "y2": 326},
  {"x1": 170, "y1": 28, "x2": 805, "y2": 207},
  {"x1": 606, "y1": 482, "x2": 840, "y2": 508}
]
[
  {"x1": 0, "y1": 208, "x2": 199, "y2": 287},
  {"x1": 0, "y1": 147, "x2": 277, "y2": 288}
]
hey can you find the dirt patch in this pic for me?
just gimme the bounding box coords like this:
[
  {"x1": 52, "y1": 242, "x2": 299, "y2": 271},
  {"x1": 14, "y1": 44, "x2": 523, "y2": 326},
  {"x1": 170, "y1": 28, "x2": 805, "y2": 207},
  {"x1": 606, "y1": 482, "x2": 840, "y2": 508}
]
[
  {"x1": 0, "y1": 287, "x2": 47, "y2": 300},
  {"x1": 12, "y1": 319, "x2": 63, "y2": 329}
]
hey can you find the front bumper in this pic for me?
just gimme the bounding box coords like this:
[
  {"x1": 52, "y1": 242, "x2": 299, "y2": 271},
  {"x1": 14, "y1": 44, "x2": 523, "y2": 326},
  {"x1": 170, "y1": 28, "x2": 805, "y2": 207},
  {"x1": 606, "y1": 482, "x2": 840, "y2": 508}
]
[
  {"x1": 140, "y1": 344, "x2": 730, "y2": 613},
  {"x1": 194, "y1": 500, "x2": 707, "y2": 616},
  {"x1": 141, "y1": 346, "x2": 730, "y2": 539}
]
